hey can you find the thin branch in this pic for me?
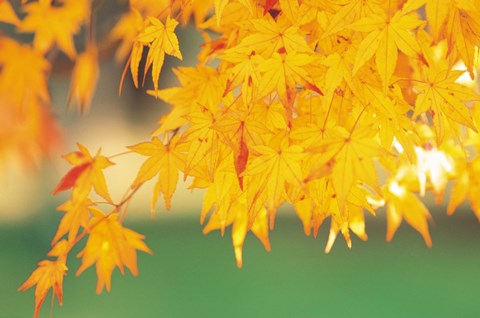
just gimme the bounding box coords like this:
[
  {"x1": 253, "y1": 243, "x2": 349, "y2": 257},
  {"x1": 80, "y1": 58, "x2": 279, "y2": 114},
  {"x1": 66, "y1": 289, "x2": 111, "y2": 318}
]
[{"x1": 108, "y1": 150, "x2": 134, "y2": 159}]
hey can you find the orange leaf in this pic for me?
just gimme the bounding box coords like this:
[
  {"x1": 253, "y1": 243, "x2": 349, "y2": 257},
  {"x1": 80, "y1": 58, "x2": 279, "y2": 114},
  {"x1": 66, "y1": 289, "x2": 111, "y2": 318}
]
[
  {"x1": 52, "y1": 162, "x2": 89, "y2": 195},
  {"x1": 132, "y1": 16, "x2": 182, "y2": 92},
  {"x1": 128, "y1": 135, "x2": 185, "y2": 214},
  {"x1": 0, "y1": 0, "x2": 20, "y2": 25},
  {"x1": 414, "y1": 68, "x2": 479, "y2": 145},
  {"x1": 76, "y1": 209, "x2": 152, "y2": 293},
  {"x1": 52, "y1": 197, "x2": 92, "y2": 244},
  {"x1": 18, "y1": 259, "x2": 68, "y2": 318},
  {"x1": 67, "y1": 45, "x2": 99, "y2": 112},
  {"x1": 384, "y1": 178, "x2": 432, "y2": 247},
  {"x1": 19, "y1": 0, "x2": 89, "y2": 58},
  {"x1": 349, "y1": 3, "x2": 423, "y2": 91},
  {"x1": 244, "y1": 138, "x2": 305, "y2": 209},
  {"x1": 0, "y1": 37, "x2": 50, "y2": 106},
  {"x1": 52, "y1": 144, "x2": 114, "y2": 202},
  {"x1": 325, "y1": 205, "x2": 368, "y2": 253}
]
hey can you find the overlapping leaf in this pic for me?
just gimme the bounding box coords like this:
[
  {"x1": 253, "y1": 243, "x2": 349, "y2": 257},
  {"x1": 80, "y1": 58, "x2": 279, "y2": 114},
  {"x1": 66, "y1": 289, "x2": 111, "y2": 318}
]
[
  {"x1": 52, "y1": 144, "x2": 114, "y2": 202},
  {"x1": 413, "y1": 68, "x2": 479, "y2": 144},
  {"x1": 131, "y1": 16, "x2": 182, "y2": 91},
  {"x1": 76, "y1": 209, "x2": 152, "y2": 293},
  {"x1": 349, "y1": 0, "x2": 424, "y2": 90},
  {"x1": 129, "y1": 135, "x2": 185, "y2": 213},
  {"x1": 18, "y1": 259, "x2": 68, "y2": 318},
  {"x1": 19, "y1": 0, "x2": 89, "y2": 58}
]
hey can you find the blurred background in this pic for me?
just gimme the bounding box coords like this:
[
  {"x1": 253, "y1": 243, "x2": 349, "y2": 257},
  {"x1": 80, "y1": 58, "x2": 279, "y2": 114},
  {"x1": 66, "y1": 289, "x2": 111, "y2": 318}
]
[{"x1": 1, "y1": 3, "x2": 480, "y2": 318}]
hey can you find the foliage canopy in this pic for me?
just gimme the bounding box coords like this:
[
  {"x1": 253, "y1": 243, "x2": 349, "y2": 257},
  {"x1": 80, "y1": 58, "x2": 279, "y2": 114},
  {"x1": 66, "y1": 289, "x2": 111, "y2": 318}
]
[{"x1": 2, "y1": 0, "x2": 480, "y2": 316}]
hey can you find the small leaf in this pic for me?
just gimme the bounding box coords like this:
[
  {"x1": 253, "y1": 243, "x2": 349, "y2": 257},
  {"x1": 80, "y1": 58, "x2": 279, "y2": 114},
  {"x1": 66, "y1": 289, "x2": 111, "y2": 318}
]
[{"x1": 18, "y1": 259, "x2": 68, "y2": 318}]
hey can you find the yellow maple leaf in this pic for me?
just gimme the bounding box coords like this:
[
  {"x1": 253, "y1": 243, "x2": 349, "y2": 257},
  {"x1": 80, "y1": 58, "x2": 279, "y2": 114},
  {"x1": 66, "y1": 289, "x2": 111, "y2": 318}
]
[
  {"x1": 200, "y1": 154, "x2": 241, "y2": 231},
  {"x1": 244, "y1": 137, "x2": 304, "y2": 209},
  {"x1": 0, "y1": 36, "x2": 58, "y2": 167},
  {"x1": 68, "y1": 45, "x2": 99, "y2": 113},
  {"x1": 0, "y1": 95, "x2": 61, "y2": 168},
  {"x1": 128, "y1": 135, "x2": 185, "y2": 214},
  {"x1": 425, "y1": 0, "x2": 480, "y2": 78},
  {"x1": 425, "y1": 0, "x2": 449, "y2": 41},
  {"x1": 384, "y1": 171, "x2": 433, "y2": 247},
  {"x1": 316, "y1": 125, "x2": 387, "y2": 211},
  {"x1": 19, "y1": 0, "x2": 89, "y2": 58},
  {"x1": 181, "y1": 105, "x2": 225, "y2": 178},
  {"x1": 200, "y1": 0, "x2": 256, "y2": 34},
  {"x1": 0, "y1": 0, "x2": 20, "y2": 25},
  {"x1": 322, "y1": 0, "x2": 383, "y2": 38},
  {"x1": 147, "y1": 65, "x2": 227, "y2": 135},
  {"x1": 18, "y1": 259, "x2": 68, "y2": 318},
  {"x1": 0, "y1": 37, "x2": 50, "y2": 107},
  {"x1": 294, "y1": 177, "x2": 375, "y2": 253},
  {"x1": 200, "y1": 155, "x2": 271, "y2": 267},
  {"x1": 212, "y1": 98, "x2": 274, "y2": 187},
  {"x1": 349, "y1": 0, "x2": 424, "y2": 90},
  {"x1": 212, "y1": 98, "x2": 270, "y2": 150},
  {"x1": 231, "y1": 205, "x2": 270, "y2": 268},
  {"x1": 414, "y1": 144, "x2": 455, "y2": 198},
  {"x1": 131, "y1": 15, "x2": 182, "y2": 91},
  {"x1": 220, "y1": 46, "x2": 261, "y2": 103},
  {"x1": 256, "y1": 51, "x2": 319, "y2": 106},
  {"x1": 448, "y1": 157, "x2": 480, "y2": 220},
  {"x1": 356, "y1": 83, "x2": 416, "y2": 160},
  {"x1": 251, "y1": 100, "x2": 288, "y2": 132},
  {"x1": 109, "y1": 9, "x2": 144, "y2": 62},
  {"x1": 293, "y1": 178, "x2": 331, "y2": 237},
  {"x1": 325, "y1": 204, "x2": 368, "y2": 253},
  {"x1": 202, "y1": 193, "x2": 271, "y2": 268},
  {"x1": 214, "y1": 0, "x2": 229, "y2": 25},
  {"x1": 321, "y1": 50, "x2": 355, "y2": 107},
  {"x1": 445, "y1": 2, "x2": 480, "y2": 79},
  {"x1": 52, "y1": 197, "x2": 92, "y2": 245},
  {"x1": 76, "y1": 209, "x2": 152, "y2": 293},
  {"x1": 413, "y1": 68, "x2": 479, "y2": 144},
  {"x1": 236, "y1": 15, "x2": 313, "y2": 56}
]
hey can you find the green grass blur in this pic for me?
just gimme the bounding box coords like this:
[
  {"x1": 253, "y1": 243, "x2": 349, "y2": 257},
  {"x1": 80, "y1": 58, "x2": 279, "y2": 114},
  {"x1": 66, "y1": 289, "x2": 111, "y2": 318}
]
[{"x1": 2, "y1": 206, "x2": 480, "y2": 318}]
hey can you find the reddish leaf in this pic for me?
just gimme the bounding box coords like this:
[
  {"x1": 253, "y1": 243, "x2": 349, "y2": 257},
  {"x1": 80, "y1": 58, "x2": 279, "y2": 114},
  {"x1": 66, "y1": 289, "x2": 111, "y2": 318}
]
[
  {"x1": 234, "y1": 125, "x2": 249, "y2": 190},
  {"x1": 51, "y1": 144, "x2": 114, "y2": 202},
  {"x1": 264, "y1": 0, "x2": 279, "y2": 15},
  {"x1": 52, "y1": 162, "x2": 89, "y2": 194}
]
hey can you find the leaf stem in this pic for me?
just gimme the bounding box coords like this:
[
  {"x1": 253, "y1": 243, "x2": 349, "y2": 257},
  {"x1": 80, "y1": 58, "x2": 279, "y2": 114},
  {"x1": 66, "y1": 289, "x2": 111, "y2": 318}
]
[
  {"x1": 117, "y1": 184, "x2": 142, "y2": 211},
  {"x1": 390, "y1": 78, "x2": 424, "y2": 86},
  {"x1": 119, "y1": 55, "x2": 132, "y2": 95},
  {"x1": 64, "y1": 184, "x2": 143, "y2": 256},
  {"x1": 349, "y1": 102, "x2": 369, "y2": 137},
  {"x1": 108, "y1": 150, "x2": 134, "y2": 159}
]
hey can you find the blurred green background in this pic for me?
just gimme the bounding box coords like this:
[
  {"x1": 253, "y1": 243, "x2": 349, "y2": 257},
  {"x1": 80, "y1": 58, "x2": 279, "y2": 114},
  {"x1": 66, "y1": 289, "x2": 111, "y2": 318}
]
[{"x1": 2, "y1": 206, "x2": 480, "y2": 318}]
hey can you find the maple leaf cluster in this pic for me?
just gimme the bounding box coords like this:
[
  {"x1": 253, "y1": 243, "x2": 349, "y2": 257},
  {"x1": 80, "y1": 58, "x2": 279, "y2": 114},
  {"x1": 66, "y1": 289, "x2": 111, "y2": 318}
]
[{"x1": 3, "y1": 0, "x2": 480, "y2": 317}]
